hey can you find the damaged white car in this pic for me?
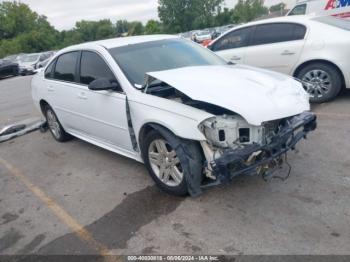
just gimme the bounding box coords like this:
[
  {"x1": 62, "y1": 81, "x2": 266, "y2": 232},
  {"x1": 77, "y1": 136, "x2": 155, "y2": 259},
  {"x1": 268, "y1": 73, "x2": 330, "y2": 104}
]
[{"x1": 32, "y1": 35, "x2": 317, "y2": 196}]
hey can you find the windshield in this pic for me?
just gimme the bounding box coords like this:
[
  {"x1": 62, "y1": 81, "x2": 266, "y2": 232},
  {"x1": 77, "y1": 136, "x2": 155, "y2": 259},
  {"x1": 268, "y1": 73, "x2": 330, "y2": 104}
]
[
  {"x1": 313, "y1": 16, "x2": 350, "y2": 31},
  {"x1": 4, "y1": 55, "x2": 17, "y2": 62},
  {"x1": 109, "y1": 38, "x2": 226, "y2": 86},
  {"x1": 21, "y1": 54, "x2": 40, "y2": 63}
]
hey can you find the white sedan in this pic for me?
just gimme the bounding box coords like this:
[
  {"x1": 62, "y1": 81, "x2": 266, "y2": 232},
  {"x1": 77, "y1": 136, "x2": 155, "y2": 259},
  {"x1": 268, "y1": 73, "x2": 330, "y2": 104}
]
[
  {"x1": 32, "y1": 35, "x2": 316, "y2": 196},
  {"x1": 192, "y1": 30, "x2": 212, "y2": 43},
  {"x1": 209, "y1": 15, "x2": 350, "y2": 103}
]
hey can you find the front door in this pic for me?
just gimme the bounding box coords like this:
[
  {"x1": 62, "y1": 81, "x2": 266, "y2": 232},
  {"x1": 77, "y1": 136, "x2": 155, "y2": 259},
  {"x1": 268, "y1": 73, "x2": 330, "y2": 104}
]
[{"x1": 73, "y1": 50, "x2": 133, "y2": 152}]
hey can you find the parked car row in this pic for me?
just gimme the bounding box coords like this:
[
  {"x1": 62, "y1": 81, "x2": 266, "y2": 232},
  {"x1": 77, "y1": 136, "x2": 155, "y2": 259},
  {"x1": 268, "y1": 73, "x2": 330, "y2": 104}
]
[
  {"x1": 180, "y1": 24, "x2": 235, "y2": 46},
  {"x1": 209, "y1": 15, "x2": 350, "y2": 103},
  {"x1": 0, "y1": 59, "x2": 19, "y2": 79},
  {"x1": 0, "y1": 51, "x2": 55, "y2": 79}
]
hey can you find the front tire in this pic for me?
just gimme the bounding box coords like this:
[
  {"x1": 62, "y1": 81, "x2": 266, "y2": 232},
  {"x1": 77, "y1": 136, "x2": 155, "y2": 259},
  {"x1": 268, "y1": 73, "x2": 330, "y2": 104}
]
[
  {"x1": 44, "y1": 105, "x2": 72, "y2": 142},
  {"x1": 297, "y1": 63, "x2": 342, "y2": 103},
  {"x1": 141, "y1": 129, "x2": 203, "y2": 196}
]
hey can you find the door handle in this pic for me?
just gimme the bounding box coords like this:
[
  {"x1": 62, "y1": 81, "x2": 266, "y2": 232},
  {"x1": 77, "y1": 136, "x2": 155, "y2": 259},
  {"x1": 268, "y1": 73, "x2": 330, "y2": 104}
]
[
  {"x1": 47, "y1": 86, "x2": 54, "y2": 92},
  {"x1": 77, "y1": 92, "x2": 87, "y2": 100},
  {"x1": 230, "y1": 55, "x2": 242, "y2": 61},
  {"x1": 281, "y1": 50, "x2": 295, "y2": 56}
]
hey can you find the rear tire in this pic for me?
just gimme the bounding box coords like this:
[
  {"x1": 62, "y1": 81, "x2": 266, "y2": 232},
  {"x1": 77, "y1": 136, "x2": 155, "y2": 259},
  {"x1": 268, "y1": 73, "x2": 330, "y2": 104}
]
[
  {"x1": 141, "y1": 129, "x2": 203, "y2": 196},
  {"x1": 297, "y1": 63, "x2": 342, "y2": 103},
  {"x1": 43, "y1": 105, "x2": 72, "y2": 142}
]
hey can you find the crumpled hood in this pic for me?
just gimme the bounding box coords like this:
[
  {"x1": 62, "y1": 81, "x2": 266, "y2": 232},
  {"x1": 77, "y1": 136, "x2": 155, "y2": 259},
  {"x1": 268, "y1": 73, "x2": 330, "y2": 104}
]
[{"x1": 147, "y1": 65, "x2": 310, "y2": 126}]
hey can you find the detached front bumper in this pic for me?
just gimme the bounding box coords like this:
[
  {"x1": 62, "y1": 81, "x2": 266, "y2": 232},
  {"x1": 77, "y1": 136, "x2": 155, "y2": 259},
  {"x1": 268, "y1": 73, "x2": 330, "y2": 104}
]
[{"x1": 205, "y1": 111, "x2": 317, "y2": 186}]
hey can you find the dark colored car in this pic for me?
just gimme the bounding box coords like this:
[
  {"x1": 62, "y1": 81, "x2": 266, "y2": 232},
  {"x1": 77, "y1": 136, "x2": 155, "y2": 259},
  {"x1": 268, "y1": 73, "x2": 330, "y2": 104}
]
[{"x1": 0, "y1": 59, "x2": 19, "y2": 79}]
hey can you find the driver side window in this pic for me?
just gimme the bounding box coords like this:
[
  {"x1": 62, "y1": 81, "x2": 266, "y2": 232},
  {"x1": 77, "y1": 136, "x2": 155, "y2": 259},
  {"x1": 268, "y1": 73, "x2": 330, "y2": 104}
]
[
  {"x1": 212, "y1": 27, "x2": 253, "y2": 51},
  {"x1": 79, "y1": 51, "x2": 117, "y2": 86}
]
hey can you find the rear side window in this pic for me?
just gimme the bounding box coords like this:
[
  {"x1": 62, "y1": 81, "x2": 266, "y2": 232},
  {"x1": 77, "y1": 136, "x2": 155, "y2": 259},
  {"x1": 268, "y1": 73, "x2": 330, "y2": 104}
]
[
  {"x1": 44, "y1": 60, "x2": 55, "y2": 79},
  {"x1": 212, "y1": 27, "x2": 253, "y2": 51},
  {"x1": 288, "y1": 4, "x2": 307, "y2": 16},
  {"x1": 79, "y1": 51, "x2": 116, "y2": 85},
  {"x1": 53, "y1": 52, "x2": 79, "y2": 82},
  {"x1": 251, "y1": 23, "x2": 306, "y2": 46},
  {"x1": 294, "y1": 24, "x2": 307, "y2": 39}
]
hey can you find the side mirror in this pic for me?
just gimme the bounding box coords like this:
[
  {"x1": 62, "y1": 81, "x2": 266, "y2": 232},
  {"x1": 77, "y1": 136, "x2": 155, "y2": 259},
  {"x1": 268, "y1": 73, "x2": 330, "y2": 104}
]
[{"x1": 88, "y1": 78, "x2": 120, "y2": 91}]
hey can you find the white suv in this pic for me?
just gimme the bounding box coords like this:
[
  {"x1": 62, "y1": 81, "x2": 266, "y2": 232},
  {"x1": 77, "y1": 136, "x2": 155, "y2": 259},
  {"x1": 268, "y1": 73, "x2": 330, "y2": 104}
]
[{"x1": 209, "y1": 15, "x2": 350, "y2": 103}]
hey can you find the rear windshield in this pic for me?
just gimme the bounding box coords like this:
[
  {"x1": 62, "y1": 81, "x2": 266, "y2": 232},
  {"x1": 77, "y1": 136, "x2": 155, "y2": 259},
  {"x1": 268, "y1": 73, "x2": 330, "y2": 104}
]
[{"x1": 313, "y1": 16, "x2": 350, "y2": 31}]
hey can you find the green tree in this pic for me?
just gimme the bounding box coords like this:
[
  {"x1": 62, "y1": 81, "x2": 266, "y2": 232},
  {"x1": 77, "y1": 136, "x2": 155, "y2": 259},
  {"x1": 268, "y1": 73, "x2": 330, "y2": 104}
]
[
  {"x1": 269, "y1": 2, "x2": 286, "y2": 13},
  {"x1": 116, "y1": 20, "x2": 129, "y2": 36},
  {"x1": 158, "y1": 0, "x2": 224, "y2": 33},
  {"x1": 232, "y1": 0, "x2": 268, "y2": 23},
  {"x1": 215, "y1": 7, "x2": 234, "y2": 26},
  {"x1": 59, "y1": 29, "x2": 84, "y2": 48},
  {"x1": 0, "y1": 39, "x2": 21, "y2": 58},
  {"x1": 95, "y1": 20, "x2": 115, "y2": 39},
  {"x1": 145, "y1": 20, "x2": 162, "y2": 34},
  {"x1": 0, "y1": 1, "x2": 37, "y2": 39},
  {"x1": 74, "y1": 19, "x2": 115, "y2": 42},
  {"x1": 0, "y1": 1, "x2": 59, "y2": 57},
  {"x1": 128, "y1": 21, "x2": 144, "y2": 36}
]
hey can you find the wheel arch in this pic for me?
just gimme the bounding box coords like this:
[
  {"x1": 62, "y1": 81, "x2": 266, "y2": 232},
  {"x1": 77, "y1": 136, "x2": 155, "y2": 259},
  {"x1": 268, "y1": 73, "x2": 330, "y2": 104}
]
[
  {"x1": 138, "y1": 122, "x2": 182, "y2": 151},
  {"x1": 39, "y1": 99, "x2": 50, "y2": 115},
  {"x1": 293, "y1": 59, "x2": 345, "y2": 88},
  {"x1": 138, "y1": 122, "x2": 204, "y2": 157}
]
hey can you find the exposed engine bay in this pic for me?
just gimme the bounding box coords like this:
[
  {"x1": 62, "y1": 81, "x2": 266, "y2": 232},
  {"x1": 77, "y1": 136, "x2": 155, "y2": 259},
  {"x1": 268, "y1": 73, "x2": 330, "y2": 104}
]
[
  {"x1": 145, "y1": 81, "x2": 317, "y2": 185},
  {"x1": 145, "y1": 81, "x2": 279, "y2": 149}
]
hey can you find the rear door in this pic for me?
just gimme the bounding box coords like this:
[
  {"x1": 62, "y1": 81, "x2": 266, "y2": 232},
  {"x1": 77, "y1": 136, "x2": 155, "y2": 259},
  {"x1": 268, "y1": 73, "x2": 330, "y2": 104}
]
[
  {"x1": 45, "y1": 51, "x2": 81, "y2": 131},
  {"x1": 211, "y1": 26, "x2": 254, "y2": 64},
  {"x1": 244, "y1": 23, "x2": 307, "y2": 75}
]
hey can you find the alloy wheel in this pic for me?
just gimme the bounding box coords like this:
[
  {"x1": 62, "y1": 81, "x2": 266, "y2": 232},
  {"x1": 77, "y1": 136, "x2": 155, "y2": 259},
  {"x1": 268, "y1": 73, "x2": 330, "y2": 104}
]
[
  {"x1": 301, "y1": 69, "x2": 332, "y2": 99},
  {"x1": 46, "y1": 109, "x2": 61, "y2": 139},
  {"x1": 148, "y1": 139, "x2": 184, "y2": 187}
]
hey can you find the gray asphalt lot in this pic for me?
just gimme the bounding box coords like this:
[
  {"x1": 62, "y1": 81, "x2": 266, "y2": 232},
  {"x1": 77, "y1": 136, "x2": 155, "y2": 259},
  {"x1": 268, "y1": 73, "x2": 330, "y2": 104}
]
[{"x1": 0, "y1": 76, "x2": 349, "y2": 255}]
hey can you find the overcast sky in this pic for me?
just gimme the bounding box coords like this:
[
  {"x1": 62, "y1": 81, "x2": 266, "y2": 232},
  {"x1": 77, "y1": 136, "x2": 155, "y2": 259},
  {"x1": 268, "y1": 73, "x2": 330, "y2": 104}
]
[{"x1": 8, "y1": 0, "x2": 295, "y2": 30}]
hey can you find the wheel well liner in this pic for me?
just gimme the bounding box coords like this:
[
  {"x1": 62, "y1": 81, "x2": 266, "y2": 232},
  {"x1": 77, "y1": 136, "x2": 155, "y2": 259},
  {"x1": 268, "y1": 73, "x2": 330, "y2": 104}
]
[
  {"x1": 138, "y1": 123, "x2": 180, "y2": 153},
  {"x1": 39, "y1": 100, "x2": 50, "y2": 114},
  {"x1": 293, "y1": 59, "x2": 345, "y2": 87},
  {"x1": 138, "y1": 123, "x2": 156, "y2": 149}
]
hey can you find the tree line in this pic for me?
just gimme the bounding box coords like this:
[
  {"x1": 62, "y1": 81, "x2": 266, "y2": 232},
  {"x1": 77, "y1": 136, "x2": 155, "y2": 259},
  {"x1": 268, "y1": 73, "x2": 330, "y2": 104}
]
[{"x1": 0, "y1": 0, "x2": 285, "y2": 58}]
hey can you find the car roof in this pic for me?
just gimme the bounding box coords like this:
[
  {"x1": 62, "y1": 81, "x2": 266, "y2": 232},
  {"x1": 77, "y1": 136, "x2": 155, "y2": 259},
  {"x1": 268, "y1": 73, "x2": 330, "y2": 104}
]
[
  {"x1": 237, "y1": 15, "x2": 313, "y2": 27},
  {"x1": 25, "y1": 53, "x2": 41, "y2": 56},
  {"x1": 211, "y1": 15, "x2": 316, "y2": 42},
  {"x1": 62, "y1": 35, "x2": 179, "y2": 52}
]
